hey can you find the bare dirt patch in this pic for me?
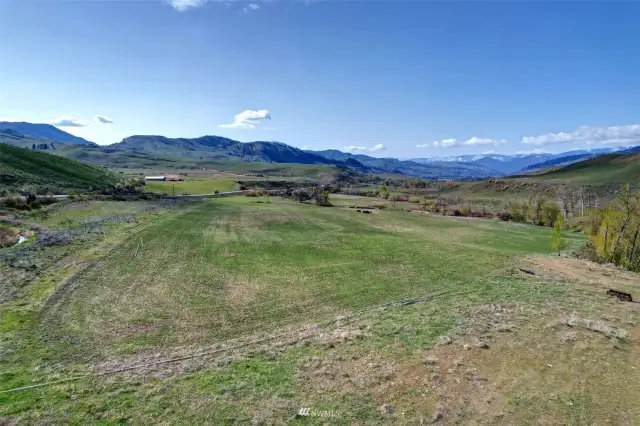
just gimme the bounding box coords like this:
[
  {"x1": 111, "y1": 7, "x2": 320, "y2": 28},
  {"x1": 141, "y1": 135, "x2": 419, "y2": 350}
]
[{"x1": 296, "y1": 302, "x2": 640, "y2": 424}]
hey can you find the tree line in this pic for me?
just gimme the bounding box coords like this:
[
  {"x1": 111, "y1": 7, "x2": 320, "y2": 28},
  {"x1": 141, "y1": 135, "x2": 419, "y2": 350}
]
[{"x1": 584, "y1": 184, "x2": 640, "y2": 271}]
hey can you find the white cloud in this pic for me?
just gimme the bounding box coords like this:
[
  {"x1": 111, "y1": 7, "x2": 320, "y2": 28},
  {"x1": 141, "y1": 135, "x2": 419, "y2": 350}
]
[
  {"x1": 168, "y1": 0, "x2": 208, "y2": 12},
  {"x1": 45, "y1": 116, "x2": 88, "y2": 128},
  {"x1": 343, "y1": 144, "x2": 385, "y2": 153},
  {"x1": 242, "y1": 3, "x2": 260, "y2": 13},
  {"x1": 218, "y1": 109, "x2": 271, "y2": 129},
  {"x1": 418, "y1": 137, "x2": 506, "y2": 148},
  {"x1": 522, "y1": 124, "x2": 640, "y2": 146},
  {"x1": 94, "y1": 115, "x2": 114, "y2": 124},
  {"x1": 170, "y1": 0, "x2": 261, "y2": 12},
  {"x1": 516, "y1": 149, "x2": 549, "y2": 155},
  {"x1": 481, "y1": 150, "x2": 495, "y2": 155}
]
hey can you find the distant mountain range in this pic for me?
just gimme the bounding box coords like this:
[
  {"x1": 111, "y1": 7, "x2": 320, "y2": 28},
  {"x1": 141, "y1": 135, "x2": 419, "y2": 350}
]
[
  {"x1": 1, "y1": 121, "x2": 637, "y2": 180},
  {"x1": 0, "y1": 122, "x2": 501, "y2": 179},
  {"x1": 111, "y1": 135, "x2": 362, "y2": 168},
  {"x1": 0, "y1": 122, "x2": 95, "y2": 146},
  {"x1": 307, "y1": 149, "x2": 498, "y2": 179},
  {"x1": 410, "y1": 148, "x2": 623, "y2": 175}
]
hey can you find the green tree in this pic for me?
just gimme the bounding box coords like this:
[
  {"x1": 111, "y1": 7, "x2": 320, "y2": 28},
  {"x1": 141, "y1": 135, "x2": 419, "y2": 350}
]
[{"x1": 551, "y1": 213, "x2": 566, "y2": 255}]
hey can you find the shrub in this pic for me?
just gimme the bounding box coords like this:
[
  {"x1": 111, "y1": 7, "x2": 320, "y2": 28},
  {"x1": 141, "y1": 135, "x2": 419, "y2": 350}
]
[
  {"x1": 574, "y1": 240, "x2": 600, "y2": 263},
  {"x1": 372, "y1": 203, "x2": 387, "y2": 210},
  {"x1": 409, "y1": 196, "x2": 422, "y2": 204},
  {"x1": 497, "y1": 212, "x2": 512, "y2": 221},
  {"x1": 292, "y1": 188, "x2": 312, "y2": 202},
  {"x1": 380, "y1": 191, "x2": 390, "y2": 199},
  {"x1": 2, "y1": 197, "x2": 30, "y2": 210},
  {"x1": 316, "y1": 200, "x2": 333, "y2": 207},
  {"x1": 245, "y1": 190, "x2": 259, "y2": 197},
  {"x1": 36, "y1": 230, "x2": 72, "y2": 247},
  {"x1": 507, "y1": 201, "x2": 525, "y2": 223},
  {"x1": 0, "y1": 226, "x2": 20, "y2": 248},
  {"x1": 389, "y1": 193, "x2": 408, "y2": 202},
  {"x1": 541, "y1": 203, "x2": 562, "y2": 227},
  {"x1": 39, "y1": 196, "x2": 57, "y2": 206}
]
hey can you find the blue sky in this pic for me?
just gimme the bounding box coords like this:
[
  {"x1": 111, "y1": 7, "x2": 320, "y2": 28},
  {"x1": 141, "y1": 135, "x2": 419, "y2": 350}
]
[{"x1": 1, "y1": 0, "x2": 640, "y2": 158}]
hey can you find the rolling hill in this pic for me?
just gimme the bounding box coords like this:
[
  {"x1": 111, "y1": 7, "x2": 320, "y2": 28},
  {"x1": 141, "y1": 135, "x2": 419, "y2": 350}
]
[
  {"x1": 520, "y1": 153, "x2": 599, "y2": 172},
  {"x1": 0, "y1": 122, "x2": 95, "y2": 146},
  {"x1": 526, "y1": 152, "x2": 640, "y2": 185},
  {"x1": 0, "y1": 143, "x2": 121, "y2": 194}
]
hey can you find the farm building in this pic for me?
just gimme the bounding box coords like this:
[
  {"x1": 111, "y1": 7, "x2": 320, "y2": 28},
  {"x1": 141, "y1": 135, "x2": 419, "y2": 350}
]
[{"x1": 144, "y1": 175, "x2": 185, "y2": 182}]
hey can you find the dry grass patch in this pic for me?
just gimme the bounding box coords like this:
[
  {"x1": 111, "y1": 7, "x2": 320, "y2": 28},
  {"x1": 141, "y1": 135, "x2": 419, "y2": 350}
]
[
  {"x1": 522, "y1": 254, "x2": 640, "y2": 296},
  {"x1": 223, "y1": 275, "x2": 267, "y2": 305},
  {"x1": 293, "y1": 300, "x2": 640, "y2": 425}
]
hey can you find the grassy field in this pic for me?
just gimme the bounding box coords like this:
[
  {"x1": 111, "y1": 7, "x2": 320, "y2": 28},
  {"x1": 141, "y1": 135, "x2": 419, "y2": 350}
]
[
  {"x1": 144, "y1": 179, "x2": 238, "y2": 195},
  {"x1": 41, "y1": 198, "x2": 575, "y2": 352},
  {"x1": 2, "y1": 197, "x2": 639, "y2": 424}
]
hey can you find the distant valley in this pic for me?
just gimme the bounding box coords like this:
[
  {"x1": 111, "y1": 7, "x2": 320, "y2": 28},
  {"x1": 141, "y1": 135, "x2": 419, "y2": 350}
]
[{"x1": 0, "y1": 121, "x2": 637, "y2": 180}]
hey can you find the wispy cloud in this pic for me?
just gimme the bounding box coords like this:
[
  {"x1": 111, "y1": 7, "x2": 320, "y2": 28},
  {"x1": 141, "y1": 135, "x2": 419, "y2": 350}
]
[
  {"x1": 417, "y1": 137, "x2": 506, "y2": 148},
  {"x1": 522, "y1": 124, "x2": 640, "y2": 146},
  {"x1": 45, "y1": 116, "x2": 88, "y2": 128},
  {"x1": 343, "y1": 144, "x2": 385, "y2": 153},
  {"x1": 169, "y1": 0, "x2": 262, "y2": 12},
  {"x1": 94, "y1": 115, "x2": 114, "y2": 124},
  {"x1": 516, "y1": 149, "x2": 549, "y2": 155},
  {"x1": 168, "y1": 0, "x2": 208, "y2": 12},
  {"x1": 218, "y1": 109, "x2": 271, "y2": 129}
]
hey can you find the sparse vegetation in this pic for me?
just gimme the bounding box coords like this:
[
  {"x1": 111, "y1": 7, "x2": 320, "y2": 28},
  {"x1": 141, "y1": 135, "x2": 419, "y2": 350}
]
[
  {"x1": 551, "y1": 213, "x2": 566, "y2": 255},
  {"x1": 2, "y1": 189, "x2": 639, "y2": 425}
]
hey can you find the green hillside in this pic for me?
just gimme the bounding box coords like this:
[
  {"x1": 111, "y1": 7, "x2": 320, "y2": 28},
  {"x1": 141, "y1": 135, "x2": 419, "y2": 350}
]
[
  {"x1": 0, "y1": 143, "x2": 121, "y2": 194},
  {"x1": 528, "y1": 153, "x2": 640, "y2": 185}
]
